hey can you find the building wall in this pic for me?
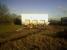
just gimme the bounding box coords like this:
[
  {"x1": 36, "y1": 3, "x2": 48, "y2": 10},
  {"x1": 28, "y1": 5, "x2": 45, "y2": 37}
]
[{"x1": 21, "y1": 14, "x2": 49, "y2": 25}]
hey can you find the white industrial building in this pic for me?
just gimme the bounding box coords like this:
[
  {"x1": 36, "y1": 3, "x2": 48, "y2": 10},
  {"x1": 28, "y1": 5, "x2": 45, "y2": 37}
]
[{"x1": 21, "y1": 14, "x2": 49, "y2": 25}]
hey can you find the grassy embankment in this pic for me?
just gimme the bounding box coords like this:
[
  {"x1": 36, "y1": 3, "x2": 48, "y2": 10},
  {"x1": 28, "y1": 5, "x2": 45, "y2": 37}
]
[{"x1": 0, "y1": 24, "x2": 22, "y2": 39}]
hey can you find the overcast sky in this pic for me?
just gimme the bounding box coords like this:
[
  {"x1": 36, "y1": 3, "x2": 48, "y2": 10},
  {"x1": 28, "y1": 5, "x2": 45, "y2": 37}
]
[{"x1": 0, "y1": 0, "x2": 67, "y2": 19}]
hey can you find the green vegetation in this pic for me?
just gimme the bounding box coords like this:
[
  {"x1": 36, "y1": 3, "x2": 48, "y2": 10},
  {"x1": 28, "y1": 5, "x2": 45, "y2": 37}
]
[
  {"x1": 0, "y1": 24, "x2": 16, "y2": 38},
  {"x1": 0, "y1": 24, "x2": 16, "y2": 33}
]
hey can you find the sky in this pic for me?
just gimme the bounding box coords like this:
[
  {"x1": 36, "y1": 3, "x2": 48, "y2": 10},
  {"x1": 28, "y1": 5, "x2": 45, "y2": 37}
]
[{"x1": 0, "y1": 0, "x2": 67, "y2": 19}]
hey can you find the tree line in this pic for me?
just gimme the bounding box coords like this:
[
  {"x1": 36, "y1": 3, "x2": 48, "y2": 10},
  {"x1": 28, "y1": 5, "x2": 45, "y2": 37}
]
[{"x1": 0, "y1": 3, "x2": 21, "y2": 25}]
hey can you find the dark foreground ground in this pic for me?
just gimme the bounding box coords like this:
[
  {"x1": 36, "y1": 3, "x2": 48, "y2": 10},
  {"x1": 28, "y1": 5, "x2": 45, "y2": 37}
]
[{"x1": 0, "y1": 25, "x2": 67, "y2": 50}]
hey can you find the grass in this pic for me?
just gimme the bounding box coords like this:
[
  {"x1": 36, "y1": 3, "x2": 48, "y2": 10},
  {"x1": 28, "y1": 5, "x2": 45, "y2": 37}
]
[
  {"x1": 0, "y1": 31, "x2": 67, "y2": 50},
  {"x1": 0, "y1": 24, "x2": 67, "y2": 50},
  {"x1": 0, "y1": 24, "x2": 22, "y2": 39},
  {"x1": 0, "y1": 24, "x2": 16, "y2": 33}
]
